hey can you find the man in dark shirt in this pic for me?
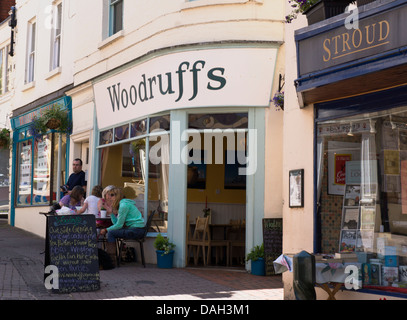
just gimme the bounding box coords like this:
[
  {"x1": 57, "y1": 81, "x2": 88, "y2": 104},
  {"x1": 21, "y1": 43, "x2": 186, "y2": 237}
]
[{"x1": 62, "y1": 158, "x2": 87, "y2": 194}]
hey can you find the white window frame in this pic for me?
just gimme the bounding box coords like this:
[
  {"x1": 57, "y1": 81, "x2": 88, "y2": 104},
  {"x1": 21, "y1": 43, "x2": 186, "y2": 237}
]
[
  {"x1": 109, "y1": 0, "x2": 123, "y2": 36},
  {"x1": 0, "y1": 48, "x2": 4, "y2": 95},
  {"x1": 26, "y1": 19, "x2": 36, "y2": 84},
  {"x1": 5, "y1": 45, "x2": 11, "y2": 93},
  {"x1": 50, "y1": 2, "x2": 63, "y2": 71}
]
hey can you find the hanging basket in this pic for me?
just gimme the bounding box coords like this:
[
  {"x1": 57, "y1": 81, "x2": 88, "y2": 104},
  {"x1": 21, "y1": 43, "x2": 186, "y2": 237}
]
[{"x1": 46, "y1": 118, "x2": 61, "y2": 130}]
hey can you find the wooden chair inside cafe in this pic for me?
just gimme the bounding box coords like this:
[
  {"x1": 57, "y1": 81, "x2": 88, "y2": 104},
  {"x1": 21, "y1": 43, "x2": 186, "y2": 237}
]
[
  {"x1": 187, "y1": 216, "x2": 211, "y2": 266},
  {"x1": 228, "y1": 219, "x2": 245, "y2": 266},
  {"x1": 187, "y1": 216, "x2": 230, "y2": 266}
]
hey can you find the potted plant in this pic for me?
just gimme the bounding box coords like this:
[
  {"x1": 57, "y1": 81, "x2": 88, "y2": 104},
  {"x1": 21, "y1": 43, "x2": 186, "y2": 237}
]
[
  {"x1": 286, "y1": 0, "x2": 353, "y2": 25},
  {"x1": 153, "y1": 233, "x2": 176, "y2": 269},
  {"x1": 246, "y1": 243, "x2": 265, "y2": 276},
  {"x1": 0, "y1": 128, "x2": 11, "y2": 149},
  {"x1": 29, "y1": 105, "x2": 72, "y2": 138}
]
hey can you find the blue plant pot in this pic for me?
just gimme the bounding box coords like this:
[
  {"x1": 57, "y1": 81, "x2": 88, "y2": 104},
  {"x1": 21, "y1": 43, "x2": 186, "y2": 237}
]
[
  {"x1": 251, "y1": 258, "x2": 265, "y2": 276},
  {"x1": 156, "y1": 250, "x2": 174, "y2": 269}
]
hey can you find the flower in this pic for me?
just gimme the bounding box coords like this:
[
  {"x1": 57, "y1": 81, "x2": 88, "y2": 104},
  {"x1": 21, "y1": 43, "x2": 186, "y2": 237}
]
[
  {"x1": 273, "y1": 91, "x2": 284, "y2": 110},
  {"x1": 0, "y1": 128, "x2": 11, "y2": 149},
  {"x1": 285, "y1": 0, "x2": 319, "y2": 23},
  {"x1": 153, "y1": 233, "x2": 176, "y2": 255},
  {"x1": 28, "y1": 106, "x2": 72, "y2": 139}
]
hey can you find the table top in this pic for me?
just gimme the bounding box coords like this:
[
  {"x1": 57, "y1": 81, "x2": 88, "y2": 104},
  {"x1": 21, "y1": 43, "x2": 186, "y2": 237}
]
[{"x1": 273, "y1": 254, "x2": 361, "y2": 284}]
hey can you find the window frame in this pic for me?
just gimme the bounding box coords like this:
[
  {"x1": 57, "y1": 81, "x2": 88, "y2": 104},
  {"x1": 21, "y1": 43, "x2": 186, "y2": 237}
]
[
  {"x1": 26, "y1": 19, "x2": 36, "y2": 84},
  {"x1": 50, "y1": 2, "x2": 63, "y2": 71},
  {"x1": 109, "y1": 0, "x2": 123, "y2": 36}
]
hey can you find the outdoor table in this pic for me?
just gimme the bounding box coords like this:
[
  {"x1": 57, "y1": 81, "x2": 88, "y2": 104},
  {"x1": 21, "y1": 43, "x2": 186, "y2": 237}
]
[{"x1": 273, "y1": 254, "x2": 361, "y2": 300}]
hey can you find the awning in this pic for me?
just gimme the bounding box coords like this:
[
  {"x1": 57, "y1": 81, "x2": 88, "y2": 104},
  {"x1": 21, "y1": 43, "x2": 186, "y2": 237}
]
[{"x1": 11, "y1": 96, "x2": 72, "y2": 130}]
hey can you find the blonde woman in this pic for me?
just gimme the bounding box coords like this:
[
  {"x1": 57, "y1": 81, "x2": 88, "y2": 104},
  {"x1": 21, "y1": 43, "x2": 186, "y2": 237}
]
[{"x1": 100, "y1": 187, "x2": 144, "y2": 265}]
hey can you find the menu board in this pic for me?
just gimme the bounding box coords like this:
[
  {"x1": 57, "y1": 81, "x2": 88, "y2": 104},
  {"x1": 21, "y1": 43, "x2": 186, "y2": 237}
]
[
  {"x1": 45, "y1": 215, "x2": 100, "y2": 293},
  {"x1": 262, "y1": 218, "x2": 283, "y2": 276}
]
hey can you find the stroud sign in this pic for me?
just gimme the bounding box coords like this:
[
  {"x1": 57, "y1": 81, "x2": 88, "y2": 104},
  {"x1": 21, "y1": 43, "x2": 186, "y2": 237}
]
[
  {"x1": 93, "y1": 48, "x2": 277, "y2": 129},
  {"x1": 296, "y1": 4, "x2": 407, "y2": 76}
]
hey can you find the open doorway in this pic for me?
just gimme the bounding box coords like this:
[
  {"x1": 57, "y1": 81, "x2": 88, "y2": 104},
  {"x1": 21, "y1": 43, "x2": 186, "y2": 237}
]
[{"x1": 186, "y1": 113, "x2": 247, "y2": 268}]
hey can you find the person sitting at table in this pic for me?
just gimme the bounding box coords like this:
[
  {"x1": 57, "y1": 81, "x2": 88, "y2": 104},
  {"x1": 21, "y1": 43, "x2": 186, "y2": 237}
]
[
  {"x1": 99, "y1": 187, "x2": 145, "y2": 266},
  {"x1": 96, "y1": 185, "x2": 115, "y2": 228},
  {"x1": 76, "y1": 185, "x2": 103, "y2": 215},
  {"x1": 59, "y1": 185, "x2": 85, "y2": 211},
  {"x1": 98, "y1": 185, "x2": 115, "y2": 215}
]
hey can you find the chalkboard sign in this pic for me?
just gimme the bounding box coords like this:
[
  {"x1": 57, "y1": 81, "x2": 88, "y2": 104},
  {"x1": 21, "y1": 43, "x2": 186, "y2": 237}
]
[
  {"x1": 44, "y1": 215, "x2": 100, "y2": 293},
  {"x1": 262, "y1": 218, "x2": 283, "y2": 276}
]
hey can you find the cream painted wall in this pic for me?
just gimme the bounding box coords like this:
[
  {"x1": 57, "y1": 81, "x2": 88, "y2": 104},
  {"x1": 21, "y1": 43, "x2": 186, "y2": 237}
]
[
  {"x1": 282, "y1": 1, "x2": 314, "y2": 300},
  {"x1": 0, "y1": 18, "x2": 13, "y2": 128},
  {"x1": 264, "y1": 43, "x2": 285, "y2": 219},
  {"x1": 71, "y1": 0, "x2": 285, "y2": 85},
  {"x1": 11, "y1": 0, "x2": 75, "y2": 110}
]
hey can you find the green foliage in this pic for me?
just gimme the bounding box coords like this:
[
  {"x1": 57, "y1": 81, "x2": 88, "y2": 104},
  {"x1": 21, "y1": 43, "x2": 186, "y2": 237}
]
[
  {"x1": 0, "y1": 128, "x2": 11, "y2": 149},
  {"x1": 246, "y1": 243, "x2": 264, "y2": 262},
  {"x1": 285, "y1": 0, "x2": 319, "y2": 23},
  {"x1": 153, "y1": 233, "x2": 176, "y2": 255},
  {"x1": 29, "y1": 105, "x2": 71, "y2": 138}
]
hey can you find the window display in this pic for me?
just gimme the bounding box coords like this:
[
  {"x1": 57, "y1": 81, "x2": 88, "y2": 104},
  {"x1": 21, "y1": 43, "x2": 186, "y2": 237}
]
[
  {"x1": 15, "y1": 133, "x2": 67, "y2": 206},
  {"x1": 99, "y1": 115, "x2": 170, "y2": 233},
  {"x1": 317, "y1": 107, "x2": 407, "y2": 292}
]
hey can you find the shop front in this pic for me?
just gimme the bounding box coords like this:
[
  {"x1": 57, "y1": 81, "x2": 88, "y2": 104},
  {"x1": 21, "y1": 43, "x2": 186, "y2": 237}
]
[
  {"x1": 291, "y1": 0, "x2": 407, "y2": 299},
  {"x1": 9, "y1": 96, "x2": 71, "y2": 236},
  {"x1": 89, "y1": 44, "x2": 281, "y2": 268}
]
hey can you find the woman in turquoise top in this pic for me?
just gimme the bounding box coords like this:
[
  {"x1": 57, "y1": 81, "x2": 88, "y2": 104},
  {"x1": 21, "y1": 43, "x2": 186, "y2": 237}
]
[{"x1": 100, "y1": 187, "x2": 145, "y2": 265}]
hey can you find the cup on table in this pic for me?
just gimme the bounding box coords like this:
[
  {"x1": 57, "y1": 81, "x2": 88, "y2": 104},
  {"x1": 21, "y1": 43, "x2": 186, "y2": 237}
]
[{"x1": 100, "y1": 210, "x2": 107, "y2": 218}]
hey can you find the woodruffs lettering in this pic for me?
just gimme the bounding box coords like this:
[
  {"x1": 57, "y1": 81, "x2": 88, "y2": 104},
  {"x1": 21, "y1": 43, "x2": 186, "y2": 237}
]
[{"x1": 107, "y1": 60, "x2": 227, "y2": 112}]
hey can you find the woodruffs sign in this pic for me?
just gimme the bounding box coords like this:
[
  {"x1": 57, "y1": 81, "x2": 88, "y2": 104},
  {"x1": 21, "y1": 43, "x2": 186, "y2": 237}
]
[{"x1": 93, "y1": 48, "x2": 277, "y2": 129}]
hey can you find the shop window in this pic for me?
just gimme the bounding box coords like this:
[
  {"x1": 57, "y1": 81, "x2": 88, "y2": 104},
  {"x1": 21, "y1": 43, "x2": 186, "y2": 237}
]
[
  {"x1": 15, "y1": 133, "x2": 67, "y2": 207},
  {"x1": 114, "y1": 124, "x2": 129, "y2": 142},
  {"x1": 149, "y1": 115, "x2": 170, "y2": 132},
  {"x1": 317, "y1": 108, "x2": 407, "y2": 291},
  {"x1": 99, "y1": 115, "x2": 170, "y2": 233},
  {"x1": 130, "y1": 119, "x2": 147, "y2": 137},
  {"x1": 100, "y1": 128, "x2": 113, "y2": 145},
  {"x1": 188, "y1": 113, "x2": 248, "y2": 129},
  {"x1": 0, "y1": 147, "x2": 9, "y2": 207}
]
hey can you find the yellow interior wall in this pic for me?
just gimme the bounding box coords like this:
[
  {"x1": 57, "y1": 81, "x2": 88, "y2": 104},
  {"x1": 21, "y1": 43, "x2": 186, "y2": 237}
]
[
  {"x1": 101, "y1": 137, "x2": 246, "y2": 204},
  {"x1": 187, "y1": 132, "x2": 246, "y2": 204},
  {"x1": 187, "y1": 163, "x2": 246, "y2": 204}
]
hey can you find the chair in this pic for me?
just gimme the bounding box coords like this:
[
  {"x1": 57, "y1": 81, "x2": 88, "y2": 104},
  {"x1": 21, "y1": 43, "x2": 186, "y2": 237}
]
[
  {"x1": 228, "y1": 219, "x2": 246, "y2": 266},
  {"x1": 185, "y1": 214, "x2": 192, "y2": 264},
  {"x1": 188, "y1": 216, "x2": 210, "y2": 266},
  {"x1": 116, "y1": 210, "x2": 156, "y2": 268},
  {"x1": 188, "y1": 216, "x2": 230, "y2": 266}
]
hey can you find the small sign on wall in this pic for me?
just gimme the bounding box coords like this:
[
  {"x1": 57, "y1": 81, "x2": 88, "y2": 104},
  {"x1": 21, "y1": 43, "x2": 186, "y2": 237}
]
[{"x1": 289, "y1": 169, "x2": 304, "y2": 208}]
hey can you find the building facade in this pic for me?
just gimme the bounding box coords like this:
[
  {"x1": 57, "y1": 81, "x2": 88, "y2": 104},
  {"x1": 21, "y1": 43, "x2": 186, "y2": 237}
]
[
  {"x1": 284, "y1": 0, "x2": 407, "y2": 299},
  {"x1": 0, "y1": 1, "x2": 15, "y2": 214},
  {"x1": 6, "y1": 0, "x2": 286, "y2": 271}
]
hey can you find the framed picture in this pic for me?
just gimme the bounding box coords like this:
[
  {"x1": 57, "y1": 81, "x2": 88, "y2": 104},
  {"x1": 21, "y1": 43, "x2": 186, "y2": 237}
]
[{"x1": 289, "y1": 169, "x2": 304, "y2": 208}]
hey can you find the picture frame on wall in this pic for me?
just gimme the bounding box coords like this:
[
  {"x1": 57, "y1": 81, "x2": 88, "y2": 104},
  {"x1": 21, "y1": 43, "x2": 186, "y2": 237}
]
[{"x1": 289, "y1": 169, "x2": 304, "y2": 208}]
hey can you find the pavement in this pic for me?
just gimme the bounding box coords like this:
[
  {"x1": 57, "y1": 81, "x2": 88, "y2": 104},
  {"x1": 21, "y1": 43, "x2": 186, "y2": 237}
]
[{"x1": 0, "y1": 219, "x2": 284, "y2": 302}]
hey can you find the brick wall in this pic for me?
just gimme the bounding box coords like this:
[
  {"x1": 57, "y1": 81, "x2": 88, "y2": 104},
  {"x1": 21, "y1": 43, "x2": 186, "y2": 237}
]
[{"x1": 0, "y1": 0, "x2": 16, "y2": 24}]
